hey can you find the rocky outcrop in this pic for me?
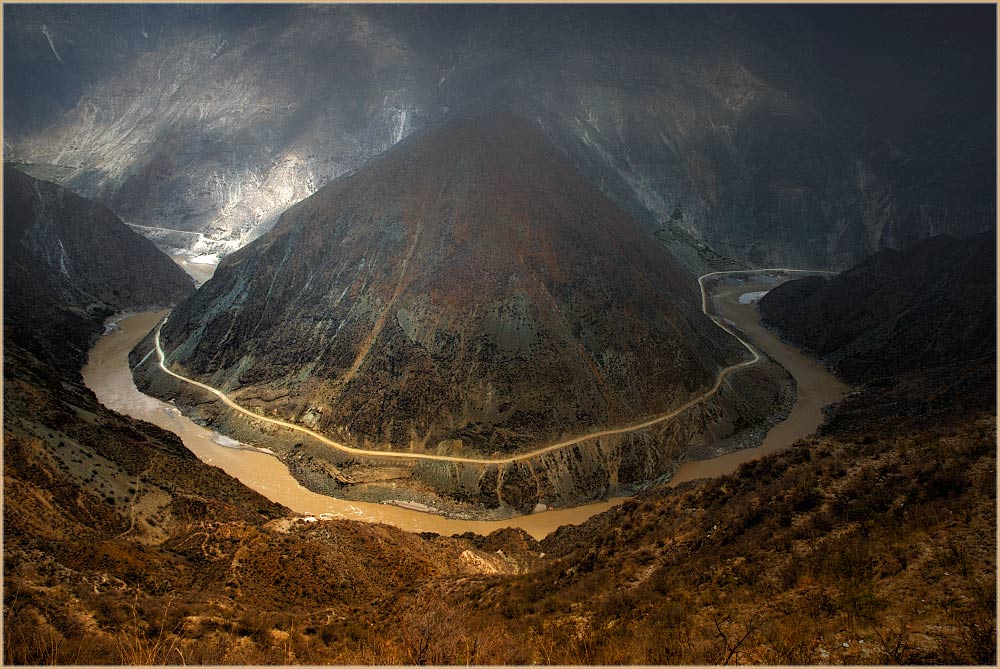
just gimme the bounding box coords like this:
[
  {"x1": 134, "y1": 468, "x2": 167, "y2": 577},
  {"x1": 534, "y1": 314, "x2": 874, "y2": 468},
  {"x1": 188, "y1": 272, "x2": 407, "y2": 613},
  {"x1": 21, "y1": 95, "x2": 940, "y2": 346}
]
[{"x1": 150, "y1": 114, "x2": 744, "y2": 457}]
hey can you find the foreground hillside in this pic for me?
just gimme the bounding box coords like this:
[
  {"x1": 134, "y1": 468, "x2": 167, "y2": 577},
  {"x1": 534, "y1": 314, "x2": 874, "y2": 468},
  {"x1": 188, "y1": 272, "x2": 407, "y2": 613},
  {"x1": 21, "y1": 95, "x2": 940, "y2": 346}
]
[
  {"x1": 459, "y1": 418, "x2": 994, "y2": 664},
  {"x1": 4, "y1": 345, "x2": 543, "y2": 664},
  {"x1": 8, "y1": 348, "x2": 993, "y2": 664}
]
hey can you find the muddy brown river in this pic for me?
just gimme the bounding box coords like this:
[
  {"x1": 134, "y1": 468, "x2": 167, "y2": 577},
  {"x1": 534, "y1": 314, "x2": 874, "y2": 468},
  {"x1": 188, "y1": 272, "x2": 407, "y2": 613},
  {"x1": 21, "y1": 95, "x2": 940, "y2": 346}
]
[
  {"x1": 669, "y1": 280, "x2": 850, "y2": 486},
  {"x1": 82, "y1": 276, "x2": 848, "y2": 539}
]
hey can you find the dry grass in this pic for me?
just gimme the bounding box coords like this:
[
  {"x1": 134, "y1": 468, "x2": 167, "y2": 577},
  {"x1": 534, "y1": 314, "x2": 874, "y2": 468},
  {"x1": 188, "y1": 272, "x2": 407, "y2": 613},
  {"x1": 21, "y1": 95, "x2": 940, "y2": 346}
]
[{"x1": 4, "y1": 331, "x2": 995, "y2": 665}]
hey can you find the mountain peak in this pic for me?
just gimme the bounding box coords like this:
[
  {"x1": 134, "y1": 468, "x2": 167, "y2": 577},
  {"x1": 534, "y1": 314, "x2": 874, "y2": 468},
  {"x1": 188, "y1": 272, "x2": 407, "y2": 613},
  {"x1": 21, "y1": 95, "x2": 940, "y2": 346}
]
[{"x1": 161, "y1": 113, "x2": 739, "y2": 455}]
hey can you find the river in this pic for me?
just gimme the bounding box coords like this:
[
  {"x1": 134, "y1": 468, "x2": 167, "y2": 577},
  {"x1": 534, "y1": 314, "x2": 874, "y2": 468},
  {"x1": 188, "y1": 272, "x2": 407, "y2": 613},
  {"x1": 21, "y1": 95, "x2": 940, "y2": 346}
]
[
  {"x1": 82, "y1": 275, "x2": 848, "y2": 539},
  {"x1": 668, "y1": 278, "x2": 850, "y2": 486}
]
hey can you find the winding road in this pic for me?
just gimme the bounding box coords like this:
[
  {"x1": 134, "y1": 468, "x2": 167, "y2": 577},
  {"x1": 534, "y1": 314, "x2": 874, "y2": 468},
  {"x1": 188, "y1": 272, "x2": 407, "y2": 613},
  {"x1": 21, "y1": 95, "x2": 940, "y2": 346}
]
[
  {"x1": 126, "y1": 222, "x2": 206, "y2": 236},
  {"x1": 152, "y1": 268, "x2": 832, "y2": 466}
]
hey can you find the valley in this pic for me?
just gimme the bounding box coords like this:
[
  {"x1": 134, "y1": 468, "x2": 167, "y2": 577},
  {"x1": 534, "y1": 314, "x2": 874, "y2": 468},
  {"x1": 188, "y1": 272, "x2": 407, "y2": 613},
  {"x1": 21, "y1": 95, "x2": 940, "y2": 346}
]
[
  {"x1": 4, "y1": 5, "x2": 994, "y2": 665},
  {"x1": 670, "y1": 273, "x2": 852, "y2": 485},
  {"x1": 89, "y1": 270, "x2": 841, "y2": 533}
]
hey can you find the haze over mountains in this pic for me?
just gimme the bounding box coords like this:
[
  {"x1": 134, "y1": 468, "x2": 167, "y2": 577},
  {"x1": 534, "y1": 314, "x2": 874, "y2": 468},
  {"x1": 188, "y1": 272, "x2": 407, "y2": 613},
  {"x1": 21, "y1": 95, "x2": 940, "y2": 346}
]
[{"x1": 6, "y1": 4, "x2": 995, "y2": 269}]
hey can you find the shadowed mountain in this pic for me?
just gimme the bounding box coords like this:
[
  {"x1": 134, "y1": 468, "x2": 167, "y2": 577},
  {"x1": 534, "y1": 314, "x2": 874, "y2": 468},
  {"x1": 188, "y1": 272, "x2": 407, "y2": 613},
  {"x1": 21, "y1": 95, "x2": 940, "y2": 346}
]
[
  {"x1": 6, "y1": 5, "x2": 993, "y2": 268},
  {"x1": 760, "y1": 231, "x2": 996, "y2": 438},
  {"x1": 758, "y1": 232, "x2": 995, "y2": 383},
  {"x1": 157, "y1": 114, "x2": 742, "y2": 456},
  {"x1": 3, "y1": 166, "x2": 194, "y2": 372}
]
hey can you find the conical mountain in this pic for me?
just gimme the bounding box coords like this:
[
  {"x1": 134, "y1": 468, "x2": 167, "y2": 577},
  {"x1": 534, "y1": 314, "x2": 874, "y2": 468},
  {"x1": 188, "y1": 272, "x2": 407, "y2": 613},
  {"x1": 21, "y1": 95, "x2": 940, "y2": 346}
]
[{"x1": 159, "y1": 114, "x2": 741, "y2": 455}]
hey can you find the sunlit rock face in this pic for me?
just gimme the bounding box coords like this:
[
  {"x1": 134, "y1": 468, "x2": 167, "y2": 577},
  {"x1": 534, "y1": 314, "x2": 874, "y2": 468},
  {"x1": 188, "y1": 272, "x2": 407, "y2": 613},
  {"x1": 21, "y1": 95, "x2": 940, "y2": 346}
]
[
  {"x1": 6, "y1": 5, "x2": 994, "y2": 268},
  {"x1": 158, "y1": 114, "x2": 744, "y2": 456},
  {"x1": 5, "y1": 5, "x2": 437, "y2": 255}
]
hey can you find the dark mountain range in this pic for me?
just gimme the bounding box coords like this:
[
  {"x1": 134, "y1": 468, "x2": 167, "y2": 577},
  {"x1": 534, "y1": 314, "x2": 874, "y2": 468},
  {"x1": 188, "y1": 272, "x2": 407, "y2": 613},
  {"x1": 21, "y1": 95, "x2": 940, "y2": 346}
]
[
  {"x1": 5, "y1": 4, "x2": 994, "y2": 268},
  {"x1": 157, "y1": 114, "x2": 742, "y2": 455},
  {"x1": 3, "y1": 166, "x2": 194, "y2": 372},
  {"x1": 758, "y1": 232, "x2": 995, "y2": 383},
  {"x1": 759, "y1": 231, "x2": 996, "y2": 439}
]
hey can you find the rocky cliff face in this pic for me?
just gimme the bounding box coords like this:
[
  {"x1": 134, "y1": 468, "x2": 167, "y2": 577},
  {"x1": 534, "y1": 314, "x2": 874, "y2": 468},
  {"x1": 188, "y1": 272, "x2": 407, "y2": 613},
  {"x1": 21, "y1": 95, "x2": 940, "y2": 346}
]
[
  {"x1": 758, "y1": 231, "x2": 995, "y2": 384},
  {"x1": 157, "y1": 114, "x2": 743, "y2": 456},
  {"x1": 3, "y1": 166, "x2": 194, "y2": 372},
  {"x1": 7, "y1": 5, "x2": 993, "y2": 269}
]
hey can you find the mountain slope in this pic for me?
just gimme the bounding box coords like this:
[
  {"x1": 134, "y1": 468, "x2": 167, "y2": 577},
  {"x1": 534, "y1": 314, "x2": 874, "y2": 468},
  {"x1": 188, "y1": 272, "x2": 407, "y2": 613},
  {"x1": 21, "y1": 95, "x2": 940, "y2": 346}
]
[
  {"x1": 6, "y1": 5, "x2": 993, "y2": 268},
  {"x1": 157, "y1": 114, "x2": 742, "y2": 455},
  {"x1": 758, "y1": 232, "x2": 995, "y2": 383},
  {"x1": 3, "y1": 166, "x2": 194, "y2": 372},
  {"x1": 759, "y1": 231, "x2": 996, "y2": 440}
]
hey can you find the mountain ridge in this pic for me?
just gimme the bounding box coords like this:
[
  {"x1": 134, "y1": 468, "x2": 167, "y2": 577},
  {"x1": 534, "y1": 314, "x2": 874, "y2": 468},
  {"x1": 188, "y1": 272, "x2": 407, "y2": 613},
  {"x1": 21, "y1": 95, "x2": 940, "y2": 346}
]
[
  {"x1": 155, "y1": 113, "x2": 743, "y2": 456},
  {"x1": 7, "y1": 5, "x2": 993, "y2": 269}
]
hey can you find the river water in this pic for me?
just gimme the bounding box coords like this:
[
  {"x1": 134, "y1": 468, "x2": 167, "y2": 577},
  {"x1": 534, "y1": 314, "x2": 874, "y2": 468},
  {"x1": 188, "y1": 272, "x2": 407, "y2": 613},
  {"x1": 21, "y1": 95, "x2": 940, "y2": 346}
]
[
  {"x1": 169, "y1": 253, "x2": 217, "y2": 286},
  {"x1": 81, "y1": 278, "x2": 848, "y2": 539},
  {"x1": 668, "y1": 280, "x2": 850, "y2": 486}
]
